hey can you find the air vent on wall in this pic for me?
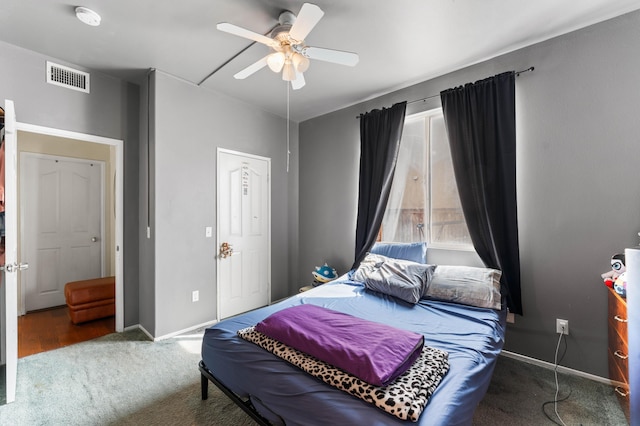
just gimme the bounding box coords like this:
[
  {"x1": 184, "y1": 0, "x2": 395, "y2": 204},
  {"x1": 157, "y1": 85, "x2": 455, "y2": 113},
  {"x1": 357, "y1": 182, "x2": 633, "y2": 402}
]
[{"x1": 46, "y1": 61, "x2": 90, "y2": 93}]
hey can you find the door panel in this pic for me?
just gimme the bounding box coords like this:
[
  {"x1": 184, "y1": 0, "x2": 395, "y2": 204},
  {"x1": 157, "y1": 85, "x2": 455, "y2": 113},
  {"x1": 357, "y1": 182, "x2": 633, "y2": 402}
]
[
  {"x1": 3, "y1": 99, "x2": 19, "y2": 403},
  {"x1": 22, "y1": 154, "x2": 103, "y2": 311},
  {"x1": 218, "y1": 150, "x2": 270, "y2": 319}
]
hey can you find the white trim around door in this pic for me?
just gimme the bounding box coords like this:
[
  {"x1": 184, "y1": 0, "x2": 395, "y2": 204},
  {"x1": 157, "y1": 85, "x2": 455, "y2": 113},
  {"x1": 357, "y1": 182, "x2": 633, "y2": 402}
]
[{"x1": 15, "y1": 122, "x2": 124, "y2": 332}]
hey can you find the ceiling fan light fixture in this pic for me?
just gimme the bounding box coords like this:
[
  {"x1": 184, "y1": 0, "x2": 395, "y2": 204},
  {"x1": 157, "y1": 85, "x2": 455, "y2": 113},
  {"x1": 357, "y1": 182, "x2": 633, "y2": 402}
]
[
  {"x1": 75, "y1": 6, "x2": 101, "y2": 26},
  {"x1": 267, "y1": 52, "x2": 285, "y2": 72},
  {"x1": 282, "y1": 62, "x2": 296, "y2": 81},
  {"x1": 216, "y1": 2, "x2": 358, "y2": 90},
  {"x1": 292, "y1": 53, "x2": 310, "y2": 73}
]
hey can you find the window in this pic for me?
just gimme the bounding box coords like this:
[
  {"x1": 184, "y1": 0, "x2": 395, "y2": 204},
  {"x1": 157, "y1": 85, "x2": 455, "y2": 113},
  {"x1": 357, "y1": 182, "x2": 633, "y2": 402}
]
[{"x1": 380, "y1": 108, "x2": 473, "y2": 249}]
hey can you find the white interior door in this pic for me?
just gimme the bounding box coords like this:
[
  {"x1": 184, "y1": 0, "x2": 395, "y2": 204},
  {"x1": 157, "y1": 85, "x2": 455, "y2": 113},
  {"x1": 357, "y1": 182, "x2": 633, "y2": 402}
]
[
  {"x1": 3, "y1": 99, "x2": 26, "y2": 404},
  {"x1": 217, "y1": 149, "x2": 270, "y2": 319},
  {"x1": 21, "y1": 154, "x2": 103, "y2": 311}
]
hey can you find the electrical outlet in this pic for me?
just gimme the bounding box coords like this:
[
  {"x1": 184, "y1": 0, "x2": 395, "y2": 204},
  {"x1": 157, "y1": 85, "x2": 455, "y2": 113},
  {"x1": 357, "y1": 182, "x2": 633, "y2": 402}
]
[
  {"x1": 192, "y1": 290, "x2": 199, "y2": 303},
  {"x1": 556, "y1": 318, "x2": 569, "y2": 335}
]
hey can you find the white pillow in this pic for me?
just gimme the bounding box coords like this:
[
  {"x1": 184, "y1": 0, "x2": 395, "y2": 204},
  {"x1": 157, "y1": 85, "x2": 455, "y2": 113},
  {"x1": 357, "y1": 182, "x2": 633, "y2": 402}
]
[{"x1": 424, "y1": 265, "x2": 502, "y2": 310}]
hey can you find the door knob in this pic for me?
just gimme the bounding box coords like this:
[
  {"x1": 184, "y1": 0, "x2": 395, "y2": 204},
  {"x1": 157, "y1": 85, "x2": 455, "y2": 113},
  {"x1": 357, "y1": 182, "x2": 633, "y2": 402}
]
[
  {"x1": 219, "y1": 242, "x2": 233, "y2": 259},
  {"x1": 2, "y1": 262, "x2": 29, "y2": 273},
  {"x1": 91, "y1": 237, "x2": 99, "y2": 242}
]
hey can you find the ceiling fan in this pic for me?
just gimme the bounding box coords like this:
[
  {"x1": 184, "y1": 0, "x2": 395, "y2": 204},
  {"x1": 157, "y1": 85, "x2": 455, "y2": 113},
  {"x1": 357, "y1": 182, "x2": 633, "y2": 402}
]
[{"x1": 217, "y1": 3, "x2": 359, "y2": 90}]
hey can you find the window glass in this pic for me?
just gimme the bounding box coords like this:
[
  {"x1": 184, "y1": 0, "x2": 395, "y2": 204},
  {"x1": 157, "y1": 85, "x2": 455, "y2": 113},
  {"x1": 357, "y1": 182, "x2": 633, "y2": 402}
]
[{"x1": 380, "y1": 109, "x2": 472, "y2": 249}]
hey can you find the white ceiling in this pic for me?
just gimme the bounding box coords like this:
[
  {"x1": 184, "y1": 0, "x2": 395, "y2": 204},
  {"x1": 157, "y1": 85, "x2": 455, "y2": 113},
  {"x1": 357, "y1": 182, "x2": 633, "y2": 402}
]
[{"x1": 1, "y1": 0, "x2": 639, "y2": 122}]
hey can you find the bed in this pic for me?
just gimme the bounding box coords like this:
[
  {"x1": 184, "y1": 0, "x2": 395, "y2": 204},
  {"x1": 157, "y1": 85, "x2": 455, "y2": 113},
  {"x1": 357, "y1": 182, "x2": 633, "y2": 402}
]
[{"x1": 200, "y1": 244, "x2": 506, "y2": 425}]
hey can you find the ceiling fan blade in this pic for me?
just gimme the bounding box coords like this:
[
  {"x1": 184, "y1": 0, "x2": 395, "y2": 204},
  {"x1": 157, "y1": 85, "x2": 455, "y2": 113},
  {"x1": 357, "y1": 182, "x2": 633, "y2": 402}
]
[
  {"x1": 289, "y1": 3, "x2": 324, "y2": 41},
  {"x1": 217, "y1": 22, "x2": 276, "y2": 47},
  {"x1": 291, "y1": 71, "x2": 306, "y2": 90},
  {"x1": 234, "y1": 55, "x2": 269, "y2": 79},
  {"x1": 303, "y1": 47, "x2": 359, "y2": 66}
]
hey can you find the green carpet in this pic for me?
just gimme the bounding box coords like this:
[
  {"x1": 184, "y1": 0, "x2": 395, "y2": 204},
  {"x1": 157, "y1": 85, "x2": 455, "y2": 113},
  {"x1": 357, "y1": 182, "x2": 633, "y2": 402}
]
[
  {"x1": 474, "y1": 355, "x2": 628, "y2": 425},
  {"x1": 0, "y1": 329, "x2": 254, "y2": 425},
  {"x1": 0, "y1": 329, "x2": 629, "y2": 425}
]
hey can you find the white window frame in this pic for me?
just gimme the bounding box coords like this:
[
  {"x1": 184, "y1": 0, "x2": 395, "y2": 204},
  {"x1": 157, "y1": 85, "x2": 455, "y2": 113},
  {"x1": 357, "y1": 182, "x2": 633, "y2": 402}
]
[{"x1": 382, "y1": 108, "x2": 474, "y2": 251}]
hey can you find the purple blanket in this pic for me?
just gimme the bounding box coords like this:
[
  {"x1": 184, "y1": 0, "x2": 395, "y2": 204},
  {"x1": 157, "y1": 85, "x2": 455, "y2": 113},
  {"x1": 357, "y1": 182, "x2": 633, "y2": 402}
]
[{"x1": 255, "y1": 304, "x2": 424, "y2": 386}]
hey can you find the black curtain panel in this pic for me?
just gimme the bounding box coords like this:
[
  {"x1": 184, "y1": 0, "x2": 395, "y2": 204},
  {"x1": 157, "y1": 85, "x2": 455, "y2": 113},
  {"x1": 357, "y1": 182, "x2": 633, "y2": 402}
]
[
  {"x1": 352, "y1": 101, "x2": 407, "y2": 270},
  {"x1": 440, "y1": 72, "x2": 522, "y2": 315}
]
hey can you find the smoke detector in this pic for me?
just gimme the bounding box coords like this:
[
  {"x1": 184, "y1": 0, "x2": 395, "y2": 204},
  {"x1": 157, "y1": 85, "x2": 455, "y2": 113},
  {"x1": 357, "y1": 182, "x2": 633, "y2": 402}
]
[{"x1": 75, "y1": 7, "x2": 101, "y2": 26}]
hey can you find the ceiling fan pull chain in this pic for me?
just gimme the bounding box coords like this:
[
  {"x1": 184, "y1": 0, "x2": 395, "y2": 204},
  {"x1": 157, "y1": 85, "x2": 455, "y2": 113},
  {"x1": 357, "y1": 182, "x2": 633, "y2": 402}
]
[{"x1": 287, "y1": 82, "x2": 290, "y2": 173}]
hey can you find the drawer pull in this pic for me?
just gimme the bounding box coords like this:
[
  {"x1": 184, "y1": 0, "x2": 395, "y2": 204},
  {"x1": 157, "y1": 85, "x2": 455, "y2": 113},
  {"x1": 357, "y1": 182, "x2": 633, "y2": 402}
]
[
  {"x1": 615, "y1": 386, "x2": 629, "y2": 397},
  {"x1": 614, "y1": 315, "x2": 628, "y2": 323},
  {"x1": 614, "y1": 350, "x2": 628, "y2": 360}
]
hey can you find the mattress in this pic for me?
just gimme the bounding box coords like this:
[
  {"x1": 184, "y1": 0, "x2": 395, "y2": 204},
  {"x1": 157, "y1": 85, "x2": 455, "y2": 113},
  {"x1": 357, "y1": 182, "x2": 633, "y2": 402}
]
[{"x1": 201, "y1": 276, "x2": 506, "y2": 425}]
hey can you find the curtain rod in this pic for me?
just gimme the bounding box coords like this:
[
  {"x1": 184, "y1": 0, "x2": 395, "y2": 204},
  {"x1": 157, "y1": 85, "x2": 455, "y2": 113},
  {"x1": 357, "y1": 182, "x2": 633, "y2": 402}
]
[
  {"x1": 356, "y1": 66, "x2": 534, "y2": 118},
  {"x1": 406, "y1": 67, "x2": 534, "y2": 105}
]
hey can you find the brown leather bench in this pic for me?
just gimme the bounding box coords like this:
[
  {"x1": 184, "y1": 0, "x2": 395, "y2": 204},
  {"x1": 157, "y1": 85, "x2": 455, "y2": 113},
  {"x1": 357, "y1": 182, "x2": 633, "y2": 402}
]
[{"x1": 64, "y1": 276, "x2": 115, "y2": 324}]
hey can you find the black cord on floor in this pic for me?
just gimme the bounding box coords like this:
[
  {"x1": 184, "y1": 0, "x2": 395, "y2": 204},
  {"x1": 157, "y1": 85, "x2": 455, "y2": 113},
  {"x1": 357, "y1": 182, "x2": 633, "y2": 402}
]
[{"x1": 541, "y1": 332, "x2": 570, "y2": 425}]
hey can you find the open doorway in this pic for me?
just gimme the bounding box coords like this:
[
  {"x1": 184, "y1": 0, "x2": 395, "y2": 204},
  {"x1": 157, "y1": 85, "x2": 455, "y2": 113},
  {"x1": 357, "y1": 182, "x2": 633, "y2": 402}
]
[{"x1": 15, "y1": 126, "x2": 123, "y2": 357}]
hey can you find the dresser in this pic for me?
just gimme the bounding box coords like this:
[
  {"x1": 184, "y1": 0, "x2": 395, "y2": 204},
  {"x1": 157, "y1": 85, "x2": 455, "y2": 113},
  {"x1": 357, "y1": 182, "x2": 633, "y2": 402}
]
[{"x1": 608, "y1": 287, "x2": 630, "y2": 421}]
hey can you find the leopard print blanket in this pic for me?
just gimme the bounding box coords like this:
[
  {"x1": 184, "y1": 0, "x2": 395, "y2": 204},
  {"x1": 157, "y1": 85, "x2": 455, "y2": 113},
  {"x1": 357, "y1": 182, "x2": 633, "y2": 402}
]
[{"x1": 238, "y1": 326, "x2": 449, "y2": 422}]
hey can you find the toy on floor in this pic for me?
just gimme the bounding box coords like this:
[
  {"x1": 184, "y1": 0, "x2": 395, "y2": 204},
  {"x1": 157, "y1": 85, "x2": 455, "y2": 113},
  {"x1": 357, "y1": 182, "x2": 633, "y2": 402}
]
[
  {"x1": 312, "y1": 263, "x2": 337, "y2": 286},
  {"x1": 601, "y1": 253, "x2": 626, "y2": 297}
]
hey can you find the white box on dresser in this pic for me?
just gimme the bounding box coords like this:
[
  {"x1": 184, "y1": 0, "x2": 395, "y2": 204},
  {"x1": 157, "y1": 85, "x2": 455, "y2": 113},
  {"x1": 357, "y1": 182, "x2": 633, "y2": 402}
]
[{"x1": 624, "y1": 247, "x2": 639, "y2": 425}]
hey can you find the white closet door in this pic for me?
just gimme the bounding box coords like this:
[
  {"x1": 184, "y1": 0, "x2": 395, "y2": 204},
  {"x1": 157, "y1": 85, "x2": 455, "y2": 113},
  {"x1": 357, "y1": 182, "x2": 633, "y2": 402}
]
[
  {"x1": 217, "y1": 149, "x2": 271, "y2": 319},
  {"x1": 22, "y1": 154, "x2": 103, "y2": 311}
]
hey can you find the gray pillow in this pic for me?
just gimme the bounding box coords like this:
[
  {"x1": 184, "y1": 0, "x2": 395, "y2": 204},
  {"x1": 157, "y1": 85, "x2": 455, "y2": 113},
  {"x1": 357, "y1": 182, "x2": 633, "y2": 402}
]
[
  {"x1": 353, "y1": 253, "x2": 435, "y2": 304},
  {"x1": 424, "y1": 265, "x2": 502, "y2": 309}
]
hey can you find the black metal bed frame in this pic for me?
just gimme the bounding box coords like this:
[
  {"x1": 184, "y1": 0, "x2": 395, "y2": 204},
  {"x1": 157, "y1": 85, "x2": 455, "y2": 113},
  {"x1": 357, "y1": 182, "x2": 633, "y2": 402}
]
[{"x1": 199, "y1": 360, "x2": 272, "y2": 426}]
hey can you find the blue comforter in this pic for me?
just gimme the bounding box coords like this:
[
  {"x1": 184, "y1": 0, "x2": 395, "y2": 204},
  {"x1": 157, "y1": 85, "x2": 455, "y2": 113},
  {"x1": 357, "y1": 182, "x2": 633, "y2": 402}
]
[{"x1": 201, "y1": 277, "x2": 506, "y2": 426}]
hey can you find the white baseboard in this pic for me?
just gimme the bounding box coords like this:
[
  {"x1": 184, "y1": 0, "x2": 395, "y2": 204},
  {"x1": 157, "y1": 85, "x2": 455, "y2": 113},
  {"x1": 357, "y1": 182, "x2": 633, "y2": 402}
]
[
  {"x1": 501, "y1": 350, "x2": 618, "y2": 386},
  {"x1": 120, "y1": 320, "x2": 219, "y2": 341},
  {"x1": 123, "y1": 324, "x2": 141, "y2": 332},
  {"x1": 152, "y1": 319, "x2": 219, "y2": 341},
  {"x1": 132, "y1": 324, "x2": 153, "y2": 340}
]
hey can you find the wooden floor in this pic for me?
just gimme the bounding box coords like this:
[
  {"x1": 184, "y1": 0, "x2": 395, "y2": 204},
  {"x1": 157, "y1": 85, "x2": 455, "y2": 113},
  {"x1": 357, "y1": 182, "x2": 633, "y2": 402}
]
[{"x1": 18, "y1": 305, "x2": 115, "y2": 358}]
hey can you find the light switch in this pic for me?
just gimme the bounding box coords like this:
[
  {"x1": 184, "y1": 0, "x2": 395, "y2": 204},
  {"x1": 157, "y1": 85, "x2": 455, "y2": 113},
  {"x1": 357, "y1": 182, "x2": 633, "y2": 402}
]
[{"x1": 205, "y1": 226, "x2": 213, "y2": 238}]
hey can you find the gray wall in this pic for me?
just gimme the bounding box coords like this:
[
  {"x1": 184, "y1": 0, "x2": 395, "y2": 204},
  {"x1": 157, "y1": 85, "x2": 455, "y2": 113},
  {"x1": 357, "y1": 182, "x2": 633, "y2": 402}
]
[
  {"x1": 137, "y1": 71, "x2": 154, "y2": 334},
  {"x1": 0, "y1": 40, "x2": 141, "y2": 328},
  {"x1": 299, "y1": 10, "x2": 640, "y2": 378},
  {"x1": 1, "y1": 39, "x2": 301, "y2": 339},
  {"x1": 147, "y1": 70, "x2": 299, "y2": 337}
]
